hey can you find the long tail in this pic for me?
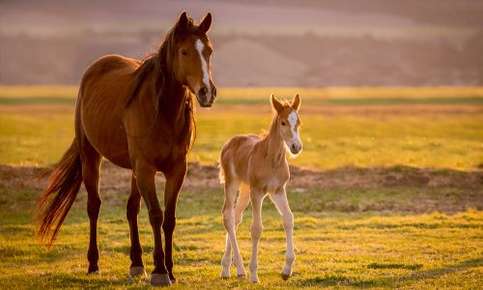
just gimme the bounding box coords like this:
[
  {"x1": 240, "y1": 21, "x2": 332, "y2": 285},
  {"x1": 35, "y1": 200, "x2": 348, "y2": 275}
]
[{"x1": 37, "y1": 139, "x2": 82, "y2": 246}]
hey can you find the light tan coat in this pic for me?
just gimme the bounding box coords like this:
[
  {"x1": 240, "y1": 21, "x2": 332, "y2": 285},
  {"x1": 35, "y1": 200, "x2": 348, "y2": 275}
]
[{"x1": 219, "y1": 94, "x2": 302, "y2": 282}]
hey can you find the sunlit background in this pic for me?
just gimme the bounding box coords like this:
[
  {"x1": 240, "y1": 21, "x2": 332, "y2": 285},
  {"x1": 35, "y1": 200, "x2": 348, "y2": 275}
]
[{"x1": 0, "y1": 1, "x2": 482, "y2": 289}]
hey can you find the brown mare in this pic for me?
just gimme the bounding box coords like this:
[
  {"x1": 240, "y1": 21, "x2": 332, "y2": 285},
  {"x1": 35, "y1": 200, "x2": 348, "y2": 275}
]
[
  {"x1": 36, "y1": 12, "x2": 216, "y2": 286},
  {"x1": 219, "y1": 94, "x2": 302, "y2": 283}
]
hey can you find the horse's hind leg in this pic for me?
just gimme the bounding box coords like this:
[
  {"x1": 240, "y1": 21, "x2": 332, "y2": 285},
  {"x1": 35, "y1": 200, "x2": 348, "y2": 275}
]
[
  {"x1": 221, "y1": 178, "x2": 246, "y2": 278},
  {"x1": 221, "y1": 183, "x2": 250, "y2": 278},
  {"x1": 127, "y1": 174, "x2": 146, "y2": 277},
  {"x1": 80, "y1": 138, "x2": 102, "y2": 274}
]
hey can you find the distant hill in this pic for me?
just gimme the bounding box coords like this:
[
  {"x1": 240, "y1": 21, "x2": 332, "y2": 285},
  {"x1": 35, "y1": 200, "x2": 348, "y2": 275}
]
[{"x1": 1, "y1": 0, "x2": 482, "y2": 86}]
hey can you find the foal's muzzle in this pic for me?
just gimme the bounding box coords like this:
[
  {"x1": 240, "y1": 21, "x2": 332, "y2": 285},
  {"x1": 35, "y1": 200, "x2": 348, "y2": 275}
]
[
  {"x1": 290, "y1": 143, "x2": 302, "y2": 155},
  {"x1": 196, "y1": 85, "x2": 217, "y2": 108}
]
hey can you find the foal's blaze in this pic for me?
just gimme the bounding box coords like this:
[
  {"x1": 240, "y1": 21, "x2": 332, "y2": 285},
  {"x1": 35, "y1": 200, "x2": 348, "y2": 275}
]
[
  {"x1": 174, "y1": 12, "x2": 216, "y2": 107},
  {"x1": 271, "y1": 94, "x2": 303, "y2": 155}
]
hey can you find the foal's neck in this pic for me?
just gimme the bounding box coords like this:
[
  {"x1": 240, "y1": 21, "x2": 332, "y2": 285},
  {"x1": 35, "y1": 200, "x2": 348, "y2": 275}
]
[{"x1": 262, "y1": 116, "x2": 286, "y2": 165}]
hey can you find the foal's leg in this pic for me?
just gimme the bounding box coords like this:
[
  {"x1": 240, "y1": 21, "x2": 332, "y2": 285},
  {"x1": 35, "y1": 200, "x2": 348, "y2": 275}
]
[
  {"x1": 249, "y1": 191, "x2": 265, "y2": 283},
  {"x1": 127, "y1": 174, "x2": 145, "y2": 277},
  {"x1": 80, "y1": 141, "x2": 102, "y2": 274},
  {"x1": 163, "y1": 161, "x2": 186, "y2": 283},
  {"x1": 222, "y1": 179, "x2": 246, "y2": 277},
  {"x1": 270, "y1": 189, "x2": 295, "y2": 280},
  {"x1": 221, "y1": 184, "x2": 250, "y2": 278},
  {"x1": 235, "y1": 184, "x2": 251, "y2": 227},
  {"x1": 134, "y1": 162, "x2": 170, "y2": 286}
]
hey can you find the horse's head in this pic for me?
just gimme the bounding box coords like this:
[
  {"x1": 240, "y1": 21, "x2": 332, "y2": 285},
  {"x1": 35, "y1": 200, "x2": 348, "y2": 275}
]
[
  {"x1": 171, "y1": 12, "x2": 216, "y2": 107},
  {"x1": 271, "y1": 94, "x2": 303, "y2": 155}
]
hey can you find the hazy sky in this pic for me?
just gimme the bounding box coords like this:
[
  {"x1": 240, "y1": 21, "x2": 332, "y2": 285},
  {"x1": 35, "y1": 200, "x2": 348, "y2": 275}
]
[{"x1": 1, "y1": 0, "x2": 482, "y2": 39}]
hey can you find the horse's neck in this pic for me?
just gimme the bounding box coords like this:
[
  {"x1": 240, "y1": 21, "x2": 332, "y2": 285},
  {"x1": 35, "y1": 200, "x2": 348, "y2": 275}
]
[{"x1": 262, "y1": 117, "x2": 286, "y2": 165}]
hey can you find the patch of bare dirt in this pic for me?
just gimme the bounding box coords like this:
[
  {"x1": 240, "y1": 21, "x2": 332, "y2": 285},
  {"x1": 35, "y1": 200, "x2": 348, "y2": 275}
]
[
  {"x1": 1, "y1": 161, "x2": 482, "y2": 191},
  {"x1": 1, "y1": 162, "x2": 482, "y2": 212}
]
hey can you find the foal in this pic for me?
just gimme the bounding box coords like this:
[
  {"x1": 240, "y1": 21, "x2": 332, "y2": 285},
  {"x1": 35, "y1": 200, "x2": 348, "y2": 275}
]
[{"x1": 219, "y1": 94, "x2": 302, "y2": 282}]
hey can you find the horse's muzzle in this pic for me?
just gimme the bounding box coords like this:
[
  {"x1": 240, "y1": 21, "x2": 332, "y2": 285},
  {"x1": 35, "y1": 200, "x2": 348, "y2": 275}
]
[{"x1": 197, "y1": 85, "x2": 217, "y2": 107}]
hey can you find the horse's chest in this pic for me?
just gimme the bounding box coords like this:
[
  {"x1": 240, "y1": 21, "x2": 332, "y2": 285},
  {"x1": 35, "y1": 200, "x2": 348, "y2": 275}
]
[
  {"x1": 265, "y1": 176, "x2": 284, "y2": 192},
  {"x1": 253, "y1": 169, "x2": 289, "y2": 193},
  {"x1": 153, "y1": 141, "x2": 188, "y2": 169}
]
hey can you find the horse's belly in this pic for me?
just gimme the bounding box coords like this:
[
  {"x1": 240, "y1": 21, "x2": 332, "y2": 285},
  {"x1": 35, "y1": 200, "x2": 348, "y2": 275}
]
[{"x1": 81, "y1": 93, "x2": 131, "y2": 168}]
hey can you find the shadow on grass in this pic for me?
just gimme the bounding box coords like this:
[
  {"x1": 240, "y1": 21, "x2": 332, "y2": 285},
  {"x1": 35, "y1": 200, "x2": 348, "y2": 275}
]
[
  {"x1": 368, "y1": 262, "x2": 422, "y2": 270},
  {"x1": 296, "y1": 257, "x2": 482, "y2": 288}
]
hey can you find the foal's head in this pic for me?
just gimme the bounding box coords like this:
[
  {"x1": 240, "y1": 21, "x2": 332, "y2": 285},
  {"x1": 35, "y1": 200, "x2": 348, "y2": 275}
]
[
  {"x1": 271, "y1": 94, "x2": 303, "y2": 155},
  {"x1": 169, "y1": 12, "x2": 217, "y2": 107}
]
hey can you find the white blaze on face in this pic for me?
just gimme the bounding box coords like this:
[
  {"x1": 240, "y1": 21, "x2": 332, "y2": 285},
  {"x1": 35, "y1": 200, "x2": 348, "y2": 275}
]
[
  {"x1": 288, "y1": 111, "x2": 300, "y2": 144},
  {"x1": 286, "y1": 111, "x2": 302, "y2": 153},
  {"x1": 195, "y1": 39, "x2": 210, "y2": 96}
]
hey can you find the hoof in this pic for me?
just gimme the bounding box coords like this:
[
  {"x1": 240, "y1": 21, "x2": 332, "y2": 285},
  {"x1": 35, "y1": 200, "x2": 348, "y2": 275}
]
[
  {"x1": 151, "y1": 273, "x2": 172, "y2": 287},
  {"x1": 281, "y1": 272, "x2": 291, "y2": 280},
  {"x1": 249, "y1": 276, "x2": 259, "y2": 283},
  {"x1": 237, "y1": 273, "x2": 247, "y2": 279},
  {"x1": 130, "y1": 266, "x2": 147, "y2": 277},
  {"x1": 87, "y1": 265, "x2": 99, "y2": 274},
  {"x1": 168, "y1": 273, "x2": 176, "y2": 284}
]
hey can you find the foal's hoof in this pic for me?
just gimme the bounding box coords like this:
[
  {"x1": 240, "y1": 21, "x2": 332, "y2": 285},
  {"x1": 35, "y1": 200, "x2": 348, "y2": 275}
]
[
  {"x1": 129, "y1": 266, "x2": 147, "y2": 278},
  {"x1": 281, "y1": 270, "x2": 293, "y2": 280},
  {"x1": 151, "y1": 273, "x2": 172, "y2": 287},
  {"x1": 220, "y1": 267, "x2": 230, "y2": 279},
  {"x1": 281, "y1": 272, "x2": 291, "y2": 280}
]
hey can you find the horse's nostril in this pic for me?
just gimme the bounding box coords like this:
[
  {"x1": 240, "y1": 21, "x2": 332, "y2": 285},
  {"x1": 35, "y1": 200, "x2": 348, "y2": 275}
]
[{"x1": 199, "y1": 87, "x2": 208, "y2": 96}]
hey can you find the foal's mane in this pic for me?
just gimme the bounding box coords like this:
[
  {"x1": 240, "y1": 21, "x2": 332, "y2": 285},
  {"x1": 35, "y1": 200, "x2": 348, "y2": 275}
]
[{"x1": 126, "y1": 17, "x2": 199, "y2": 149}]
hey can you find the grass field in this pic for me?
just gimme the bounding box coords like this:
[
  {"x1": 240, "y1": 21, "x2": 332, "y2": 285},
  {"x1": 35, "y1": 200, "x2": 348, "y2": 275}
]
[
  {"x1": 0, "y1": 86, "x2": 482, "y2": 289},
  {"x1": 1, "y1": 86, "x2": 482, "y2": 169}
]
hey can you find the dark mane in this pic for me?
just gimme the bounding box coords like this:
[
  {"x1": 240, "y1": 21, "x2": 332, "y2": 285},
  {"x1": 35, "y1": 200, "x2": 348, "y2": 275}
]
[{"x1": 126, "y1": 19, "x2": 197, "y2": 150}]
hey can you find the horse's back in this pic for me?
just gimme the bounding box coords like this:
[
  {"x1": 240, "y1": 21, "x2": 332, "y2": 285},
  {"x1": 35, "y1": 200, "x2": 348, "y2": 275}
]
[
  {"x1": 77, "y1": 54, "x2": 141, "y2": 168},
  {"x1": 81, "y1": 54, "x2": 140, "y2": 93},
  {"x1": 220, "y1": 134, "x2": 260, "y2": 183}
]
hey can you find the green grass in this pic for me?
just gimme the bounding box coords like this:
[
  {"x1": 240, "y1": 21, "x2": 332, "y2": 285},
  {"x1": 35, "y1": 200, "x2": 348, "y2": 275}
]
[
  {"x1": 0, "y1": 85, "x2": 482, "y2": 289},
  {"x1": 0, "y1": 86, "x2": 482, "y2": 170},
  {"x1": 0, "y1": 183, "x2": 481, "y2": 289},
  {"x1": 1, "y1": 111, "x2": 482, "y2": 170}
]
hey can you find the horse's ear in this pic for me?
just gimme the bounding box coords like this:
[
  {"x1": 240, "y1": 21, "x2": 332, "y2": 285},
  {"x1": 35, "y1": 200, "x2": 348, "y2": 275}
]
[
  {"x1": 175, "y1": 11, "x2": 189, "y2": 32},
  {"x1": 291, "y1": 94, "x2": 301, "y2": 111},
  {"x1": 271, "y1": 94, "x2": 284, "y2": 113},
  {"x1": 199, "y1": 13, "x2": 212, "y2": 34}
]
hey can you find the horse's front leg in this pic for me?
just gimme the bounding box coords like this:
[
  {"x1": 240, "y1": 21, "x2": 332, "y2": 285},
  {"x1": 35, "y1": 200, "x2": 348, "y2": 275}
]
[
  {"x1": 134, "y1": 161, "x2": 170, "y2": 286},
  {"x1": 163, "y1": 160, "x2": 187, "y2": 283},
  {"x1": 270, "y1": 188, "x2": 295, "y2": 280}
]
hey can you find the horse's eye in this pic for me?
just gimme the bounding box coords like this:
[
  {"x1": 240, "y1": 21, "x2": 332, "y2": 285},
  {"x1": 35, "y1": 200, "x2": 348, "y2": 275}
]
[
  {"x1": 281, "y1": 121, "x2": 286, "y2": 126},
  {"x1": 181, "y1": 49, "x2": 188, "y2": 56}
]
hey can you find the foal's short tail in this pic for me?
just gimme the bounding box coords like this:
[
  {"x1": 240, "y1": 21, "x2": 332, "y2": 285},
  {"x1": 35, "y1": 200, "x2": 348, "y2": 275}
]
[{"x1": 37, "y1": 139, "x2": 82, "y2": 246}]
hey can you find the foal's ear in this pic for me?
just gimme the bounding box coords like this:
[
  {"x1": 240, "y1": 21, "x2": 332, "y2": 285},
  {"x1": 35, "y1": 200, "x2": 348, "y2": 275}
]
[
  {"x1": 199, "y1": 13, "x2": 212, "y2": 34},
  {"x1": 175, "y1": 11, "x2": 190, "y2": 32},
  {"x1": 271, "y1": 94, "x2": 284, "y2": 113},
  {"x1": 291, "y1": 94, "x2": 301, "y2": 111}
]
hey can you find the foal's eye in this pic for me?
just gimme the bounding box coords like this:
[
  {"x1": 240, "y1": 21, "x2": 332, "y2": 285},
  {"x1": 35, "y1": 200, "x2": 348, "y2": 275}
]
[
  {"x1": 181, "y1": 49, "x2": 188, "y2": 56},
  {"x1": 281, "y1": 121, "x2": 286, "y2": 126}
]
